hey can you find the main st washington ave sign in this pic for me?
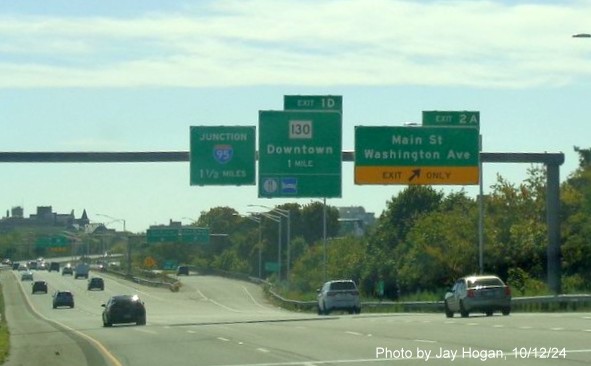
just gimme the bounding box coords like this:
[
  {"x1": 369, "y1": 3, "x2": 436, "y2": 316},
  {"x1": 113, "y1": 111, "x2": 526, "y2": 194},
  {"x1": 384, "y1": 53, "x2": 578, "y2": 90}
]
[{"x1": 355, "y1": 126, "x2": 480, "y2": 185}]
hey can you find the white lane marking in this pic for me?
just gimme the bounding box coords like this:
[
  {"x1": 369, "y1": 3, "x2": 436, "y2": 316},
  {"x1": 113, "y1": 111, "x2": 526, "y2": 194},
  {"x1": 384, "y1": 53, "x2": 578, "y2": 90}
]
[
  {"x1": 208, "y1": 297, "x2": 245, "y2": 313},
  {"x1": 257, "y1": 348, "x2": 270, "y2": 353},
  {"x1": 218, "y1": 337, "x2": 230, "y2": 342},
  {"x1": 550, "y1": 327, "x2": 564, "y2": 331},
  {"x1": 466, "y1": 322, "x2": 479, "y2": 326},
  {"x1": 414, "y1": 339, "x2": 436, "y2": 343},
  {"x1": 492, "y1": 325, "x2": 504, "y2": 328},
  {"x1": 242, "y1": 286, "x2": 270, "y2": 310},
  {"x1": 195, "y1": 289, "x2": 209, "y2": 301},
  {"x1": 519, "y1": 326, "x2": 533, "y2": 329},
  {"x1": 583, "y1": 329, "x2": 591, "y2": 332},
  {"x1": 195, "y1": 287, "x2": 244, "y2": 312},
  {"x1": 134, "y1": 328, "x2": 158, "y2": 335},
  {"x1": 187, "y1": 330, "x2": 196, "y2": 334},
  {"x1": 345, "y1": 331, "x2": 363, "y2": 336}
]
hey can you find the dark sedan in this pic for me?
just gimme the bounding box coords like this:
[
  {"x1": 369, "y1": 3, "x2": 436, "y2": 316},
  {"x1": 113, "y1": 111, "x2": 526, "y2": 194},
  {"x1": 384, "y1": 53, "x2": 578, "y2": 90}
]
[
  {"x1": 102, "y1": 295, "x2": 146, "y2": 326},
  {"x1": 53, "y1": 290, "x2": 74, "y2": 309}
]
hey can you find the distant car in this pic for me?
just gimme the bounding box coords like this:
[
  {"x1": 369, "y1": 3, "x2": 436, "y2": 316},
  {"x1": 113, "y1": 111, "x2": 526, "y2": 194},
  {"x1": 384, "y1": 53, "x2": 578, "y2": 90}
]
[
  {"x1": 102, "y1": 295, "x2": 146, "y2": 327},
  {"x1": 53, "y1": 290, "x2": 74, "y2": 309},
  {"x1": 74, "y1": 263, "x2": 90, "y2": 279},
  {"x1": 12, "y1": 262, "x2": 20, "y2": 270},
  {"x1": 32, "y1": 280, "x2": 48, "y2": 294},
  {"x1": 444, "y1": 275, "x2": 511, "y2": 318},
  {"x1": 88, "y1": 277, "x2": 104, "y2": 291},
  {"x1": 49, "y1": 262, "x2": 60, "y2": 272},
  {"x1": 17, "y1": 263, "x2": 28, "y2": 271},
  {"x1": 317, "y1": 279, "x2": 361, "y2": 315},
  {"x1": 176, "y1": 265, "x2": 189, "y2": 276},
  {"x1": 62, "y1": 266, "x2": 73, "y2": 276},
  {"x1": 21, "y1": 271, "x2": 34, "y2": 281}
]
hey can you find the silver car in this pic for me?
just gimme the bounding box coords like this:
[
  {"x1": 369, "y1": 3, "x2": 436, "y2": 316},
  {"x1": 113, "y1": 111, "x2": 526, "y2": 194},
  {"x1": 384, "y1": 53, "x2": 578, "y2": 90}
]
[
  {"x1": 444, "y1": 275, "x2": 511, "y2": 318},
  {"x1": 317, "y1": 280, "x2": 361, "y2": 315},
  {"x1": 21, "y1": 271, "x2": 34, "y2": 281}
]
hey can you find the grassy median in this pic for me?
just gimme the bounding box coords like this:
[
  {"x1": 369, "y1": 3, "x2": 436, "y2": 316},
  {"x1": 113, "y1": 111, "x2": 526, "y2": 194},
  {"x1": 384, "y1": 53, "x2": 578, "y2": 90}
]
[{"x1": 0, "y1": 284, "x2": 9, "y2": 363}]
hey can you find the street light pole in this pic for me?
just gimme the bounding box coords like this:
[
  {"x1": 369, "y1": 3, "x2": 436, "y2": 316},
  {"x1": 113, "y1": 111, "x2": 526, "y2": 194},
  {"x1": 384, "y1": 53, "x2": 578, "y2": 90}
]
[
  {"x1": 96, "y1": 213, "x2": 129, "y2": 274},
  {"x1": 244, "y1": 214, "x2": 263, "y2": 278},
  {"x1": 256, "y1": 212, "x2": 282, "y2": 282},
  {"x1": 248, "y1": 205, "x2": 291, "y2": 282}
]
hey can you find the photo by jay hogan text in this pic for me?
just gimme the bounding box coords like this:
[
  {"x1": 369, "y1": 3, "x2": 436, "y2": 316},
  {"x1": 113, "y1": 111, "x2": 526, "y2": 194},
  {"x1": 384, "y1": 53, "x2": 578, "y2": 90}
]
[{"x1": 375, "y1": 346, "x2": 567, "y2": 361}]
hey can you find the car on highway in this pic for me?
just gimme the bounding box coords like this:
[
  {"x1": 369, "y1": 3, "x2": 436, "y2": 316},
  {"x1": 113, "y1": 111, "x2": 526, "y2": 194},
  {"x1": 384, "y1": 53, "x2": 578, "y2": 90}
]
[
  {"x1": 62, "y1": 266, "x2": 73, "y2": 276},
  {"x1": 444, "y1": 274, "x2": 511, "y2": 318},
  {"x1": 87, "y1": 277, "x2": 104, "y2": 291},
  {"x1": 48, "y1": 262, "x2": 60, "y2": 272},
  {"x1": 317, "y1": 279, "x2": 361, "y2": 315},
  {"x1": 176, "y1": 265, "x2": 189, "y2": 276},
  {"x1": 32, "y1": 280, "x2": 48, "y2": 294},
  {"x1": 21, "y1": 271, "x2": 34, "y2": 281},
  {"x1": 102, "y1": 295, "x2": 146, "y2": 326},
  {"x1": 52, "y1": 290, "x2": 74, "y2": 309}
]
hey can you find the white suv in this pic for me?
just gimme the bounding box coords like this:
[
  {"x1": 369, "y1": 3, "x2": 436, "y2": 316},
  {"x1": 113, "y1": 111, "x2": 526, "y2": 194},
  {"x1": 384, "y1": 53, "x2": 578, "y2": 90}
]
[{"x1": 317, "y1": 280, "x2": 361, "y2": 315}]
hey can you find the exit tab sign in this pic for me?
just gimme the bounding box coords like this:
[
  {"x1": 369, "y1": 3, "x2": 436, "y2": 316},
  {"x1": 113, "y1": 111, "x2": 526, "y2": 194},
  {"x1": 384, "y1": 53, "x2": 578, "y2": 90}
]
[
  {"x1": 284, "y1": 95, "x2": 342, "y2": 112},
  {"x1": 422, "y1": 111, "x2": 480, "y2": 130}
]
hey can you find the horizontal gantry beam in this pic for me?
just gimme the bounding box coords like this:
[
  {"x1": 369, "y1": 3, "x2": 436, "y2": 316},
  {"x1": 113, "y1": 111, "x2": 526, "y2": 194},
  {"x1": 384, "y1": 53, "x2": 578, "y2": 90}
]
[{"x1": 0, "y1": 151, "x2": 565, "y2": 165}]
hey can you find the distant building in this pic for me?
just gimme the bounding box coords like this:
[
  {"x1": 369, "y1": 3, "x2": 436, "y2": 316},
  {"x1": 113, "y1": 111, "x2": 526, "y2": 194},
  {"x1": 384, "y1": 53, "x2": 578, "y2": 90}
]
[
  {"x1": 337, "y1": 206, "x2": 376, "y2": 237},
  {"x1": 0, "y1": 205, "x2": 90, "y2": 232}
]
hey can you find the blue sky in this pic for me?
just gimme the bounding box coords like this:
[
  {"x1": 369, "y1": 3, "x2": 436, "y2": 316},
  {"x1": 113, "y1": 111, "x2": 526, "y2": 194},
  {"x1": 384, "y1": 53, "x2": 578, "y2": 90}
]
[{"x1": 1, "y1": 0, "x2": 590, "y2": 232}]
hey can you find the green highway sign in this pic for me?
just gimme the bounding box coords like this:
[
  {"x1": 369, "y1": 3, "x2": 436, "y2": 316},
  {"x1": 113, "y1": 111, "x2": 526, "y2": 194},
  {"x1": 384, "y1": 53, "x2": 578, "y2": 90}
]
[
  {"x1": 258, "y1": 110, "x2": 342, "y2": 198},
  {"x1": 190, "y1": 126, "x2": 256, "y2": 186},
  {"x1": 422, "y1": 111, "x2": 480, "y2": 130},
  {"x1": 36, "y1": 236, "x2": 69, "y2": 248},
  {"x1": 284, "y1": 95, "x2": 343, "y2": 112},
  {"x1": 355, "y1": 126, "x2": 480, "y2": 185},
  {"x1": 147, "y1": 227, "x2": 210, "y2": 244},
  {"x1": 265, "y1": 261, "x2": 279, "y2": 272}
]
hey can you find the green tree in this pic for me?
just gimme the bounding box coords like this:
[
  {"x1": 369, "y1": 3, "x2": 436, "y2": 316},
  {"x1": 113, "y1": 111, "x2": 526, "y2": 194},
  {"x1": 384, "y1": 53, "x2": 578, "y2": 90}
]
[
  {"x1": 485, "y1": 167, "x2": 548, "y2": 280},
  {"x1": 396, "y1": 192, "x2": 479, "y2": 293},
  {"x1": 363, "y1": 186, "x2": 444, "y2": 297},
  {"x1": 560, "y1": 148, "x2": 591, "y2": 288}
]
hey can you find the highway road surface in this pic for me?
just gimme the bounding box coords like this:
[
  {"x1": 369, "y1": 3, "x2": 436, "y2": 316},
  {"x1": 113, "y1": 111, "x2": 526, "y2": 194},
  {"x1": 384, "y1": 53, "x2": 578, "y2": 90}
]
[{"x1": 2, "y1": 268, "x2": 591, "y2": 365}]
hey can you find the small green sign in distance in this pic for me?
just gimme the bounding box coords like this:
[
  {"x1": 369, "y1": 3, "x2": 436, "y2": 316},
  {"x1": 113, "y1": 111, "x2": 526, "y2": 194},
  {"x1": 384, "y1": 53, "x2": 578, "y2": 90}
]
[
  {"x1": 190, "y1": 126, "x2": 256, "y2": 186},
  {"x1": 258, "y1": 110, "x2": 342, "y2": 198},
  {"x1": 422, "y1": 111, "x2": 480, "y2": 130},
  {"x1": 284, "y1": 95, "x2": 343, "y2": 112},
  {"x1": 36, "y1": 236, "x2": 69, "y2": 248}
]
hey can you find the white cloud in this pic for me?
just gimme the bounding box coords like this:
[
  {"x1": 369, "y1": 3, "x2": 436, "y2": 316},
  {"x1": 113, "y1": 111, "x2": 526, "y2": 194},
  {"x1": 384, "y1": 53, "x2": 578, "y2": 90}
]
[{"x1": 0, "y1": 0, "x2": 589, "y2": 89}]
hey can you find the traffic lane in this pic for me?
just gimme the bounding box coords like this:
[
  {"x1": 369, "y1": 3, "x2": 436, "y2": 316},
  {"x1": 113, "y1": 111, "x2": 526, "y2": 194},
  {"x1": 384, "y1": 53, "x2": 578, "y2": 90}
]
[
  {"x1": 178, "y1": 275, "x2": 279, "y2": 313},
  {"x1": 16, "y1": 271, "x2": 591, "y2": 365},
  {"x1": 68, "y1": 312, "x2": 591, "y2": 366},
  {"x1": 158, "y1": 312, "x2": 591, "y2": 366},
  {"x1": 1, "y1": 271, "x2": 109, "y2": 366},
  {"x1": 16, "y1": 269, "x2": 168, "y2": 332}
]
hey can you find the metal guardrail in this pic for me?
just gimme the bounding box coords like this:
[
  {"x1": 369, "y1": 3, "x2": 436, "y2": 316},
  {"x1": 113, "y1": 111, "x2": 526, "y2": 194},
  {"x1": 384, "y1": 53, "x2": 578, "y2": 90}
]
[
  {"x1": 264, "y1": 292, "x2": 591, "y2": 313},
  {"x1": 104, "y1": 268, "x2": 179, "y2": 290},
  {"x1": 98, "y1": 266, "x2": 591, "y2": 312}
]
